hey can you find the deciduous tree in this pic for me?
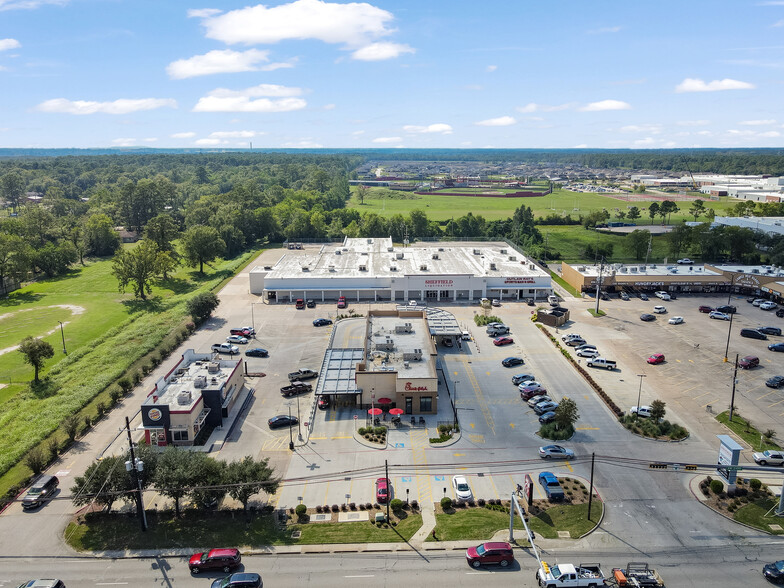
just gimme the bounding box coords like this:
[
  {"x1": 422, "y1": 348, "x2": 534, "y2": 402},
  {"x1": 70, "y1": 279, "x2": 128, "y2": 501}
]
[
  {"x1": 650, "y1": 399, "x2": 666, "y2": 421},
  {"x1": 226, "y1": 456, "x2": 278, "y2": 516},
  {"x1": 553, "y1": 397, "x2": 579, "y2": 430},
  {"x1": 18, "y1": 336, "x2": 55, "y2": 382},
  {"x1": 182, "y1": 225, "x2": 226, "y2": 274},
  {"x1": 187, "y1": 292, "x2": 219, "y2": 324},
  {"x1": 112, "y1": 239, "x2": 165, "y2": 300}
]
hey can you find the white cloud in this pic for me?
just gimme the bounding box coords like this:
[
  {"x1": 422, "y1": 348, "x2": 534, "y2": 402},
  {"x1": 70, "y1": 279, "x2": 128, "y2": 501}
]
[
  {"x1": 579, "y1": 99, "x2": 631, "y2": 111},
  {"x1": 282, "y1": 139, "x2": 324, "y2": 148},
  {"x1": 351, "y1": 130, "x2": 365, "y2": 135},
  {"x1": 111, "y1": 138, "x2": 136, "y2": 146},
  {"x1": 696, "y1": 130, "x2": 712, "y2": 136},
  {"x1": 193, "y1": 83, "x2": 307, "y2": 112},
  {"x1": 728, "y1": 129, "x2": 755, "y2": 136},
  {"x1": 37, "y1": 97, "x2": 177, "y2": 115},
  {"x1": 143, "y1": 137, "x2": 157, "y2": 142},
  {"x1": 0, "y1": 38, "x2": 21, "y2": 51},
  {"x1": 474, "y1": 116, "x2": 516, "y2": 126},
  {"x1": 0, "y1": 0, "x2": 67, "y2": 10},
  {"x1": 516, "y1": 102, "x2": 573, "y2": 113},
  {"x1": 403, "y1": 123, "x2": 453, "y2": 134},
  {"x1": 634, "y1": 137, "x2": 656, "y2": 146},
  {"x1": 187, "y1": 8, "x2": 222, "y2": 18},
  {"x1": 677, "y1": 119, "x2": 710, "y2": 126},
  {"x1": 620, "y1": 124, "x2": 662, "y2": 134},
  {"x1": 208, "y1": 130, "x2": 260, "y2": 138},
  {"x1": 573, "y1": 144, "x2": 589, "y2": 148},
  {"x1": 740, "y1": 119, "x2": 776, "y2": 125},
  {"x1": 758, "y1": 130, "x2": 781, "y2": 137},
  {"x1": 675, "y1": 78, "x2": 755, "y2": 92},
  {"x1": 170, "y1": 132, "x2": 196, "y2": 138},
  {"x1": 351, "y1": 42, "x2": 414, "y2": 61},
  {"x1": 587, "y1": 26, "x2": 622, "y2": 34},
  {"x1": 774, "y1": 19, "x2": 784, "y2": 27},
  {"x1": 167, "y1": 49, "x2": 294, "y2": 79},
  {"x1": 323, "y1": 103, "x2": 336, "y2": 110},
  {"x1": 372, "y1": 136, "x2": 402, "y2": 143},
  {"x1": 486, "y1": 64, "x2": 497, "y2": 72},
  {"x1": 195, "y1": 138, "x2": 224, "y2": 146}
]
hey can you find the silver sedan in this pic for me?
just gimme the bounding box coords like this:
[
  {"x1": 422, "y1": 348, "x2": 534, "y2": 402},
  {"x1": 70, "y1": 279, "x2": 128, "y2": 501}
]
[{"x1": 538, "y1": 444, "x2": 574, "y2": 459}]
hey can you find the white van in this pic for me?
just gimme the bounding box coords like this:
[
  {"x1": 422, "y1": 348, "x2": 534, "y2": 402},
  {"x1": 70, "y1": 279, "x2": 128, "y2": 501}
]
[
  {"x1": 586, "y1": 357, "x2": 617, "y2": 370},
  {"x1": 461, "y1": 330, "x2": 471, "y2": 341},
  {"x1": 548, "y1": 295, "x2": 559, "y2": 306}
]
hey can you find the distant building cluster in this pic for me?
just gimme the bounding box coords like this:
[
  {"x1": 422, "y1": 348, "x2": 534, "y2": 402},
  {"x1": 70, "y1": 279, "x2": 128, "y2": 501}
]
[{"x1": 631, "y1": 173, "x2": 784, "y2": 203}]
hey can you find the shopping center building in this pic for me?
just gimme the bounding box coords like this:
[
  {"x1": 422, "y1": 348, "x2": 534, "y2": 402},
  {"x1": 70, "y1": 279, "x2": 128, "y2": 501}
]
[{"x1": 249, "y1": 238, "x2": 552, "y2": 304}]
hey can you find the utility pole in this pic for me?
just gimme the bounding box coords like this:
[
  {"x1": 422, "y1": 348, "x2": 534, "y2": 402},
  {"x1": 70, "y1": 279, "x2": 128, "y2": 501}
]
[
  {"x1": 729, "y1": 354, "x2": 739, "y2": 422},
  {"x1": 635, "y1": 374, "x2": 646, "y2": 419},
  {"x1": 124, "y1": 416, "x2": 147, "y2": 532},
  {"x1": 385, "y1": 459, "x2": 391, "y2": 523},
  {"x1": 587, "y1": 452, "x2": 596, "y2": 520},
  {"x1": 594, "y1": 257, "x2": 605, "y2": 314}
]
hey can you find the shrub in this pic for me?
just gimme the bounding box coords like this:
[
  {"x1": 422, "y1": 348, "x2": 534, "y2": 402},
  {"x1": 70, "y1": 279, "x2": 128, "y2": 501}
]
[
  {"x1": 467, "y1": 499, "x2": 475, "y2": 507},
  {"x1": 349, "y1": 502, "x2": 356, "y2": 510},
  {"x1": 25, "y1": 447, "x2": 47, "y2": 475},
  {"x1": 323, "y1": 505, "x2": 329, "y2": 513},
  {"x1": 109, "y1": 387, "x2": 123, "y2": 404},
  {"x1": 83, "y1": 415, "x2": 92, "y2": 431},
  {"x1": 477, "y1": 498, "x2": 485, "y2": 506},
  {"x1": 710, "y1": 479, "x2": 724, "y2": 494},
  {"x1": 47, "y1": 437, "x2": 60, "y2": 460},
  {"x1": 331, "y1": 504, "x2": 339, "y2": 512},
  {"x1": 366, "y1": 502, "x2": 372, "y2": 510},
  {"x1": 410, "y1": 500, "x2": 418, "y2": 510},
  {"x1": 750, "y1": 478, "x2": 762, "y2": 491},
  {"x1": 315, "y1": 505, "x2": 322, "y2": 513},
  {"x1": 441, "y1": 496, "x2": 452, "y2": 510},
  {"x1": 62, "y1": 414, "x2": 80, "y2": 442},
  {"x1": 359, "y1": 503, "x2": 365, "y2": 510},
  {"x1": 118, "y1": 377, "x2": 132, "y2": 394},
  {"x1": 141, "y1": 363, "x2": 151, "y2": 376},
  {"x1": 374, "y1": 426, "x2": 386, "y2": 436},
  {"x1": 295, "y1": 504, "x2": 307, "y2": 517},
  {"x1": 358, "y1": 427, "x2": 367, "y2": 435},
  {"x1": 132, "y1": 371, "x2": 142, "y2": 385},
  {"x1": 390, "y1": 498, "x2": 403, "y2": 512},
  {"x1": 95, "y1": 402, "x2": 106, "y2": 417},
  {"x1": 341, "y1": 504, "x2": 347, "y2": 511}
]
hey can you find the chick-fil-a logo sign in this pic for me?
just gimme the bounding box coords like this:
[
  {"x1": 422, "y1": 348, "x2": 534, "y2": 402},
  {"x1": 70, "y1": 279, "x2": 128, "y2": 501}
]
[{"x1": 404, "y1": 382, "x2": 429, "y2": 391}]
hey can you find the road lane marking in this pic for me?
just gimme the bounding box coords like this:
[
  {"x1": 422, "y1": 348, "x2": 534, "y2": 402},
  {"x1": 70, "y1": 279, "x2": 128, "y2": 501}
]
[
  {"x1": 509, "y1": 423, "x2": 515, "y2": 428},
  {"x1": 454, "y1": 453, "x2": 466, "y2": 457},
  {"x1": 575, "y1": 427, "x2": 599, "y2": 430},
  {"x1": 345, "y1": 575, "x2": 375, "y2": 578}
]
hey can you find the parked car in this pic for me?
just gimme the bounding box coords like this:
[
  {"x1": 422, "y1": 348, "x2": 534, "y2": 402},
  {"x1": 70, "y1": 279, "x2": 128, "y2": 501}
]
[
  {"x1": 654, "y1": 291, "x2": 671, "y2": 301},
  {"x1": 647, "y1": 353, "x2": 665, "y2": 365},
  {"x1": 306, "y1": 299, "x2": 316, "y2": 308},
  {"x1": 538, "y1": 471, "x2": 564, "y2": 502},
  {"x1": 226, "y1": 335, "x2": 248, "y2": 344},
  {"x1": 561, "y1": 333, "x2": 584, "y2": 342},
  {"x1": 763, "y1": 560, "x2": 784, "y2": 584},
  {"x1": 189, "y1": 548, "x2": 242, "y2": 574},
  {"x1": 268, "y1": 415, "x2": 298, "y2": 429},
  {"x1": 739, "y1": 355, "x2": 760, "y2": 369},
  {"x1": 759, "y1": 326, "x2": 782, "y2": 336},
  {"x1": 337, "y1": 296, "x2": 347, "y2": 309},
  {"x1": 16, "y1": 582, "x2": 66, "y2": 588},
  {"x1": 212, "y1": 343, "x2": 239, "y2": 354},
  {"x1": 586, "y1": 357, "x2": 616, "y2": 370},
  {"x1": 442, "y1": 338, "x2": 454, "y2": 348},
  {"x1": 493, "y1": 336, "x2": 514, "y2": 346},
  {"x1": 769, "y1": 343, "x2": 784, "y2": 352},
  {"x1": 210, "y1": 573, "x2": 262, "y2": 588},
  {"x1": 753, "y1": 450, "x2": 784, "y2": 466},
  {"x1": 639, "y1": 293, "x2": 649, "y2": 301},
  {"x1": 533, "y1": 400, "x2": 559, "y2": 415},
  {"x1": 539, "y1": 444, "x2": 574, "y2": 459},
  {"x1": 21, "y1": 475, "x2": 59, "y2": 509},
  {"x1": 575, "y1": 343, "x2": 597, "y2": 352},
  {"x1": 716, "y1": 304, "x2": 737, "y2": 314},
  {"x1": 620, "y1": 291, "x2": 630, "y2": 301},
  {"x1": 630, "y1": 405, "x2": 653, "y2": 418},
  {"x1": 766, "y1": 376, "x2": 784, "y2": 389},
  {"x1": 761, "y1": 301, "x2": 778, "y2": 311},
  {"x1": 709, "y1": 311, "x2": 730, "y2": 321},
  {"x1": 492, "y1": 298, "x2": 501, "y2": 307},
  {"x1": 777, "y1": 308, "x2": 784, "y2": 318},
  {"x1": 288, "y1": 369, "x2": 319, "y2": 381},
  {"x1": 502, "y1": 357, "x2": 524, "y2": 369},
  {"x1": 465, "y1": 542, "x2": 514, "y2": 569},
  {"x1": 295, "y1": 298, "x2": 305, "y2": 309},
  {"x1": 312, "y1": 318, "x2": 333, "y2": 327},
  {"x1": 640, "y1": 313, "x2": 656, "y2": 322},
  {"x1": 576, "y1": 347, "x2": 599, "y2": 358},
  {"x1": 230, "y1": 328, "x2": 254, "y2": 337},
  {"x1": 511, "y1": 373, "x2": 535, "y2": 385},
  {"x1": 668, "y1": 316, "x2": 684, "y2": 324},
  {"x1": 653, "y1": 305, "x2": 667, "y2": 314},
  {"x1": 698, "y1": 305, "x2": 714, "y2": 313},
  {"x1": 280, "y1": 381, "x2": 312, "y2": 397},
  {"x1": 517, "y1": 380, "x2": 543, "y2": 392},
  {"x1": 677, "y1": 258, "x2": 694, "y2": 265},
  {"x1": 376, "y1": 477, "x2": 390, "y2": 503},
  {"x1": 528, "y1": 394, "x2": 553, "y2": 408},
  {"x1": 521, "y1": 387, "x2": 547, "y2": 401},
  {"x1": 564, "y1": 337, "x2": 587, "y2": 347},
  {"x1": 452, "y1": 475, "x2": 473, "y2": 502},
  {"x1": 538, "y1": 411, "x2": 556, "y2": 424},
  {"x1": 752, "y1": 298, "x2": 765, "y2": 307},
  {"x1": 740, "y1": 328, "x2": 767, "y2": 340},
  {"x1": 317, "y1": 396, "x2": 330, "y2": 409},
  {"x1": 245, "y1": 348, "x2": 269, "y2": 357}
]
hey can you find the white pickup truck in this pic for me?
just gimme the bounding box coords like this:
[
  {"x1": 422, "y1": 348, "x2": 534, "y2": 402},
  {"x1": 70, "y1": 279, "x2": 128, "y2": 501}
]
[
  {"x1": 536, "y1": 562, "x2": 605, "y2": 588},
  {"x1": 211, "y1": 342, "x2": 239, "y2": 355}
]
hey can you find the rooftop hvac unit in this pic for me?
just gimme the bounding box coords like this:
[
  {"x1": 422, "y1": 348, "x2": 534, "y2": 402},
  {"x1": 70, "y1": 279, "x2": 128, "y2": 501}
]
[
  {"x1": 335, "y1": 249, "x2": 341, "y2": 255},
  {"x1": 640, "y1": 265, "x2": 646, "y2": 271},
  {"x1": 329, "y1": 265, "x2": 336, "y2": 272},
  {"x1": 650, "y1": 264, "x2": 657, "y2": 268},
  {"x1": 194, "y1": 376, "x2": 207, "y2": 388},
  {"x1": 207, "y1": 362, "x2": 220, "y2": 373},
  {"x1": 396, "y1": 252, "x2": 404, "y2": 259},
  {"x1": 689, "y1": 266, "x2": 693, "y2": 271},
  {"x1": 263, "y1": 265, "x2": 272, "y2": 270},
  {"x1": 621, "y1": 267, "x2": 627, "y2": 273},
  {"x1": 404, "y1": 361, "x2": 410, "y2": 369},
  {"x1": 473, "y1": 249, "x2": 481, "y2": 255},
  {"x1": 579, "y1": 266, "x2": 586, "y2": 271},
  {"x1": 529, "y1": 264, "x2": 535, "y2": 270},
  {"x1": 390, "y1": 265, "x2": 397, "y2": 271},
  {"x1": 438, "y1": 247, "x2": 444, "y2": 251},
  {"x1": 752, "y1": 268, "x2": 760, "y2": 274},
  {"x1": 367, "y1": 238, "x2": 373, "y2": 244},
  {"x1": 301, "y1": 266, "x2": 309, "y2": 272},
  {"x1": 432, "y1": 253, "x2": 439, "y2": 259},
  {"x1": 359, "y1": 264, "x2": 367, "y2": 271},
  {"x1": 489, "y1": 262, "x2": 497, "y2": 270},
  {"x1": 177, "y1": 391, "x2": 193, "y2": 404},
  {"x1": 343, "y1": 248, "x2": 348, "y2": 251},
  {"x1": 388, "y1": 246, "x2": 394, "y2": 252},
  {"x1": 420, "y1": 264, "x2": 428, "y2": 271},
  {"x1": 509, "y1": 256, "x2": 517, "y2": 261},
  {"x1": 361, "y1": 252, "x2": 369, "y2": 256},
  {"x1": 500, "y1": 249, "x2": 507, "y2": 254}
]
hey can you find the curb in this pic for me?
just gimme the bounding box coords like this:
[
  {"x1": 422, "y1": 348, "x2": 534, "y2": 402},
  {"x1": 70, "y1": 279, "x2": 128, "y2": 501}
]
[
  {"x1": 428, "y1": 428, "x2": 462, "y2": 448},
  {"x1": 352, "y1": 428, "x2": 387, "y2": 450}
]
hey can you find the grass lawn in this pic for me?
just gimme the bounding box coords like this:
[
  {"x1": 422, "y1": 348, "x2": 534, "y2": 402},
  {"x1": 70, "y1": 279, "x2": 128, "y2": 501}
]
[
  {"x1": 716, "y1": 411, "x2": 780, "y2": 452},
  {"x1": 734, "y1": 498, "x2": 784, "y2": 534},
  {"x1": 548, "y1": 268, "x2": 580, "y2": 297},
  {"x1": 65, "y1": 510, "x2": 422, "y2": 551}
]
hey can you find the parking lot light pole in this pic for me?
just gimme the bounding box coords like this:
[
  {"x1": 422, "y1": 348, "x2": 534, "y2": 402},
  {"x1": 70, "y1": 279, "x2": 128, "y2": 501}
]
[
  {"x1": 729, "y1": 354, "x2": 739, "y2": 422},
  {"x1": 635, "y1": 374, "x2": 646, "y2": 419},
  {"x1": 58, "y1": 321, "x2": 67, "y2": 355},
  {"x1": 288, "y1": 405, "x2": 294, "y2": 451},
  {"x1": 724, "y1": 275, "x2": 739, "y2": 362}
]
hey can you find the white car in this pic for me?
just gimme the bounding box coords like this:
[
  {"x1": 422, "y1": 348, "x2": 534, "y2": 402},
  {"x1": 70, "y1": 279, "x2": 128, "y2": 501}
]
[
  {"x1": 653, "y1": 305, "x2": 667, "y2": 314},
  {"x1": 709, "y1": 311, "x2": 730, "y2": 321},
  {"x1": 529, "y1": 395, "x2": 553, "y2": 408},
  {"x1": 630, "y1": 405, "x2": 653, "y2": 418},
  {"x1": 668, "y1": 316, "x2": 684, "y2": 325},
  {"x1": 654, "y1": 291, "x2": 671, "y2": 301},
  {"x1": 452, "y1": 475, "x2": 473, "y2": 502},
  {"x1": 518, "y1": 380, "x2": 543, "y2": 391},
  {"x1": 561, "y1": 333, "x2": 583, "y2": 342},
  {"x1": 752, "y1": 299, "x2": 764, "y2": 307},
  {"x1": 226, "y1": 335, "x2": 249, "y2": 344},
  {"x1": 492, "y1": 299, "x2": 501, "y2": 307},
  {"x1": 576, "y1": 348, "x2": 600, "y2": 358},
  {"x1": 761, "y1": 301, "x2": 778, "y2": 311},
  {"x1": 677, "y1": 258, "x2": 693, "y2": 265},
  {"x1": 752, "y1": 450, "x2": 784, "y2": 466}
]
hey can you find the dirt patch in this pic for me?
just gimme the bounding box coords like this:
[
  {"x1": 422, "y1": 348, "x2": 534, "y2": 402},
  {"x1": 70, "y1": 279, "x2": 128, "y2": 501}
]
[{"x1": 0, "y1": 305, "x2": 86, "y2": 356}]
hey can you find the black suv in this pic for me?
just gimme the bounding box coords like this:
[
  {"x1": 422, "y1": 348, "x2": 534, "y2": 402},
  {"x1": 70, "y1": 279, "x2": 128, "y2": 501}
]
[
  {"x1": 740, "y1": 328, "x2": 767, "y2": 340},
  {"x1": 716, "y1": 304, "x2": 737, "y2": 314},
  {"x1": 211, "y1": 573, "x2": 262, "y2": 588},
  {"x1": 22, "y1": 475, "x2": 59, "y2": 509}
]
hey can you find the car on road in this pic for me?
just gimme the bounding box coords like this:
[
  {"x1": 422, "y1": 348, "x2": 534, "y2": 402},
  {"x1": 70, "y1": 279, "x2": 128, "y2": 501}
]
[
  {"x1": 709, "y1": 311, "x2": 730, "y2": 321},
  {"x1": 533, "y1": 400, "x2": 559, "y2": 415},
  {"x1": 668, "y1": 316, "x2": 684, "y2": 325},
  {"x1": 226, "y1": 335, "x2": 248, "y2": 344},
  {"x1": 317, "y1": 396, "x2": 330, "y2": 409},
  {"x1": 306, "y1": 299, "x2": 316, "y2": 308},
  {"x1": 268, "y1": 415, "x2": 298, "y2": 429},
  {"x1": 753, "y1": 450, "x2": 784, "y2": 466},
  {"x1": 766, "y1": 376, "x2": 784, "y2": 389},
  {"x1": 769, "y1": 343, "x2": 784, "y2": 352},
  {"x1": 511, "y1": 373, "x2": 535, "y2": 385},
  {"x1": 698, "y1": 305, "x2": 714, "y2": 313},
  {"x1": 517, "y1": 380, "x2": 543, "y2": 392},
  {"x1": 739, "y1": 355, "x2": 760, "y2": 369},
  {"x1": 761, "y1": 301, "x2": 778, "y2": 311},
  {"x1": 564, "y1": 337, "x2": 587, "y2": 347},
  {"x1": 716, "y1": 304, "x2": 737, "y2": 314},
  {"x1": 452, "y1": 475, "x2": 473, "y2": 502},
  {"x1": 312, "y1": 318, "x2": 333, "y2": 327},
  {"x1": 647, "y1": 353, "x2": 665, "y2": 365},
  {"x1": 502, "y1": 356, "x2": 525, "y2": 368},
  {"x1": 740, "y1": 328, "x2": 767, "y2": 340},
  {"x1": 189, "y1": 548, "x2": 242, "y2": 574},
  {"x1": 759, "y1": 326, "x2": 782, "y2": 336},
  {"x1": 763, "y1": 560, "x2": 784, "y2": 584},
  {"x1": 16, "y1": 582, "x2": 66, "y2": 588},
  {"x1": 576, "y1": 347, "x2": 599, "y2": 358},
  {"x1": 21, "y1": 475, "x2": 58, "y2": 510},
  {"x1": 337, "y1": 296, "x2": 347, "y2": 309},
  {"x1": 677, "y1": 258, "x2": 694, "y2": 265},
  {"x1": 521, "y1": 387, "x2": 547, "y2": 401},
  {"x1": 538, "y1": 411, "x2": 556, "y2": 424},
  {"x1": 528, "y1": 394, "x2": 552, "y2": 408},
  {"x1": 210, "y1": 573, "x2": 262, "y2": 588},
  {"x1": 245, "y1": 348, "x2": 269, "y2": 357},
  {"x1": 465, "y1": 542, "x2": 515, "y2": 568},
  {"x1": 630, "y1": 405, "x2": 653, "y2": 418},
  {"x1": 620, "y1": 291, "x2": 630, "y2": 301},
  {"x1": 493, "y1": 336, "x2": 513, "y2": 346},
  {"x1": 539, "y1": 444, "x2": 574, "y2": 459},
  {"x1": 538, "y1": 471, "x2": 564, "y2": 502},
  {"x1": 653, "y1": 305, "x2": 667, "y2": 314},
  {"x1": 640, "y1": 313, "x2": 656, "y2": 322},
  {"x1": 640, "y1": 293, "x2": 649, "y2": 301},
  {"x1": 376, "y1": 477, "x2": 391, "y2": 503}
]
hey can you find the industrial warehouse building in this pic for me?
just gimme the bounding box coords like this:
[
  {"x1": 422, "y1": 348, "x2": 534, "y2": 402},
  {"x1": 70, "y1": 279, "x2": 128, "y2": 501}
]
[{"x1": 249, "y1": 238, "x2": 552, "y2": 304}]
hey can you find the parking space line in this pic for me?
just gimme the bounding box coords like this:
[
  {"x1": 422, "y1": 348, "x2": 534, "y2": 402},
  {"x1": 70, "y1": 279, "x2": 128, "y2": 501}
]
[
  {"x1": 487, "y1": 473, "x2": 501, "y2": 500},
  {"x1": 692, "y1": 391, "x2": 713, "y2": 400},
  {"x1": 757, "y1": 390, "x2": 779, "y2": 400},
  {"x1": 459, "y1": 356, "x2": 495, "y2": 435},
  {"x1": 410, "y1": 429, "x2": 432, "y2": 505},
  {"x1": 701, "y1": 399, "x2": 719, "y2": 408},
  {"x1": 575, "y1": 426, "x2": 599, "y2": 430},
  {"x1": 322, "y1": 481, "x2": 330, "y2": 506}
]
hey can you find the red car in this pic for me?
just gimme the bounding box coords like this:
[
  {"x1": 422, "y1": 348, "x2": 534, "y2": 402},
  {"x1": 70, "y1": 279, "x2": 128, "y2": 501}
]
[
  {"x1": 337, "y1": 296, "x2": 347, "y2": 309},
  {"x1": 295, "y1": 298, "x2": 305, "y2": 309},
  {"x1": 647, "y1": 353, "x2": 665, "y2": 365},
  {"x1": 493, "y1": 336, "x2": 514, "y2": 346},
  {"x1": 465, "y1": 541, "x2": 515, "y2": 568},
  {"x1": 375, "y1": 477, "x2": 390, "y2": 504},
  {"x1": 188, "y1": 548, "x2": 241, "y2": 574},
  {"x1": 698, "y1": 305, "x2": 714, "y2": 313},
  {"x1": 521, "y1": 387, "x2": 547, "y2": 401}
]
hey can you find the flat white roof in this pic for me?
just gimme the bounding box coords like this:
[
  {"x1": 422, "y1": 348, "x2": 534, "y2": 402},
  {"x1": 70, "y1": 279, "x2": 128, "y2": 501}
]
[
  {"x1": 573, "y1": 263, "x2": 722, "y2": 278},
  {"x1": 711, "y1": 264, "x2": 784, "y2": 278},
  {"x1": 367, "y1": 314, "x2": 434, "y2": 379},
  {"x1": 144, "y1": 353, "x2": 238, "y2": 411}
]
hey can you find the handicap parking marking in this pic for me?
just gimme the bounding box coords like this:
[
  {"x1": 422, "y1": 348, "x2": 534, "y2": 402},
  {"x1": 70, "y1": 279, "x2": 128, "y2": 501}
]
[
  {"x1": 394, "y1": 442, "x2": 406, "y2": 448},
  {"x1": 434, "y1": 475, "x2": 445, "y2": 481},
  {"x1": 402, "y1": 477, "x2": 412, "y2": 483}
]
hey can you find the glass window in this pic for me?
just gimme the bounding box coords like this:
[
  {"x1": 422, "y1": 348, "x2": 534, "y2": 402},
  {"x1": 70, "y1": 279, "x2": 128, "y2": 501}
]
[
  {"x1": 172, "y1": 430, "x2": 189, "y2": 441},
  {"x1": 419, "y1": 396, "x2": 432, "y2": 412}
]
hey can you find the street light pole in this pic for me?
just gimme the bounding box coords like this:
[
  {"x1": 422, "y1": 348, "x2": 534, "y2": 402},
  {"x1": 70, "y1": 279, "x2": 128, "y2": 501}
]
[
  {"x1": 724, "y1": 275, "x2": 738, "y2": 362},
  {"x1": 729, "y1": 354, "x2": 739, "y2": 422},
  {"x1": 58, "y1": 321, "x2": 67, "y2": 355},
  {"x1": 296, "y1": 395, "x2": 302, "y2": 441},
  {"x1": 453, "y1": 379, "x2": 459, "y2": 428},
  {"x1": 288, "y1": 405, "x2": 294, "y2": 451},
  {"x1": 594, "y1": 257, "x2": 605, "y2": 315},
  {"x1": 635, "y1": 374, "x2": 646, "y2": 419}
]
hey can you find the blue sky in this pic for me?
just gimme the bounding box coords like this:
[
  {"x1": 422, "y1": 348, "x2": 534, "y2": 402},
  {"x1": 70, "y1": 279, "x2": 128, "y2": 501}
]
[{"x1": 1, "y1": 0, "x2": 784, "y2": 149}]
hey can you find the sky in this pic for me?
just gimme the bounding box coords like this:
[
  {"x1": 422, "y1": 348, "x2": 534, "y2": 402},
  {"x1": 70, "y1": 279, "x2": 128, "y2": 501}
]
[{"x1": 1, "y1": 0, "x2": 784, "y2": 149}]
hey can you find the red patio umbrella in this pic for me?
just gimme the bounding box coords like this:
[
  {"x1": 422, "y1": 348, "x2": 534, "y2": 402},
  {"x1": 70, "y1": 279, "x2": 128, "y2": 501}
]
[
  {"x1": 377, "y1": 397, "x2": 393, "y2": 405},
  {"x1": 389, "y1": 408, "x2": 404, "y2": 415},
  {"x1": 368, "y1": 407, "x2": 383, "y2": 416}
]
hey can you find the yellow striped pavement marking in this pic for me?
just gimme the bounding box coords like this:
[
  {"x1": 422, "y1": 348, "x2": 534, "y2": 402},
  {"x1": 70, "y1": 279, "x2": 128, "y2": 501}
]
[{"x1": 410, "y1": 429, "x2": 432, "y2": 505}]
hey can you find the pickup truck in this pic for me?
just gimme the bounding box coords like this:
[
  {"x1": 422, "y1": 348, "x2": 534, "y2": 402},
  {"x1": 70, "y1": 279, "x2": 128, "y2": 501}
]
[
  {"x1": 211, "y1": 342, "x2": 239, "y2": 354},
  {"x1": 287, "y1": 368, "x2": 319, "y2": 382},
  {"x1": 486, "y1": 324, "x2": 510, "y2": 336},
  {"x1": 536, "y1": 562, "x2": 605, "y2": 588},
  {"x1": 280, "y1": 381, "x2": 313, "y2": 397},
  {"x1": 538, "y1": 471, "x2": 565, "y2": 502}
]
